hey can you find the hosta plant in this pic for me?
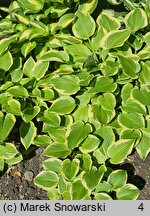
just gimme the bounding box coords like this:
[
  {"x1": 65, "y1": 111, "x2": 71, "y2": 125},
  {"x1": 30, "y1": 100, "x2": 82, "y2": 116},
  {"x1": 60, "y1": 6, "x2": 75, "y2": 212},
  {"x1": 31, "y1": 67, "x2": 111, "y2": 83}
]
[{"x1": 0, "y1": 0, "x2": 150, "y2": 199}]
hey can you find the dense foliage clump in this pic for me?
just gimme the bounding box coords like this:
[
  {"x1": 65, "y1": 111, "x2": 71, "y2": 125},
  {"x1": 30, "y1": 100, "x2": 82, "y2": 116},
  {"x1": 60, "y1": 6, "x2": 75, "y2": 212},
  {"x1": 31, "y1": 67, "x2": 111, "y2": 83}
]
[{"x1": 0, "y1": 0, "x2": 150, "y2": 200}]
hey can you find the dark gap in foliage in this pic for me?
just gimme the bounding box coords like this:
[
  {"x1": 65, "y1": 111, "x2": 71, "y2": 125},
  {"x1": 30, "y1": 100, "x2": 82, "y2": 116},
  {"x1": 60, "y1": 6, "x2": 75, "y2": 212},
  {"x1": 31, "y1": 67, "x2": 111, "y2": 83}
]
[
  {"x1": 92, "y1": 0, "x2": 127, "y2": 19},
  {"x1": 130, "y1": 175, "x2": 146, "y2": 190},
  {"x1": 19, "y1": 144, "x2": 37, "y2": 161},
  {"x1": 0, "y1": 0, "x2": 13, "y2": 18},
  {"x1": 0, "y1": 164, "x2": 8, "y2": 177},
  {"x1": 8, "y1": 116, "x2": 22, "y2": 143}
]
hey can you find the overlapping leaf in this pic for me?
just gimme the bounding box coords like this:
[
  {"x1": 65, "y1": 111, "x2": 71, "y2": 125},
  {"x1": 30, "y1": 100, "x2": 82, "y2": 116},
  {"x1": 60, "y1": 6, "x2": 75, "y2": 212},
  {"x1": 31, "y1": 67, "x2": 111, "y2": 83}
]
[
  {"x1": 49, "y1": 96, "x2": 76, "y2": 115},
  {"x1": 107, "y1": 139, "x2": 135, "y2": 164},
  {"x1": 101, "y1": 30, "x2": 130, "y2": 49},
  {"x1": 72, "y1": 11, "x2": 95, "y2": 39},
  {"x1": 125, "y1": 8, "x2": 148, "y2": 31},
  {"x1": 67, "y1": 121, "x2": 92, "y2": 149},
  {"x1": 0, "y1": 112, "x2": 16, "y2": 142},
  {"x1": 51, "y1": 75, "x2": 80, "y2": 95}
]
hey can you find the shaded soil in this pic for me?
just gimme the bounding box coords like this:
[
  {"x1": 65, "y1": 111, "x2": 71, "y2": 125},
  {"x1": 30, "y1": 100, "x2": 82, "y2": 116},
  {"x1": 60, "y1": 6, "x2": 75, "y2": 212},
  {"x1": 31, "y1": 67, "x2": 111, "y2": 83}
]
[
  {"x1": 0, "y1": 147, "x2": 149, "y2": 200},
  {"x1": 0, "y1": 147, "x2": 48, "y2": 200},
  {"x1": 128, "y1": 152, "x2": 150, "y2": 200}
]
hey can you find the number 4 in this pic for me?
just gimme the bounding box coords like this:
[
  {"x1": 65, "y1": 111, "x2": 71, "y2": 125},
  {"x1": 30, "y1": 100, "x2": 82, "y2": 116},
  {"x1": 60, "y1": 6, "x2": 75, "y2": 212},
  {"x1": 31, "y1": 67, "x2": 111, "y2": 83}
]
[{"x1": 138, "y1": 203, "x2": 144, "y2": 211}]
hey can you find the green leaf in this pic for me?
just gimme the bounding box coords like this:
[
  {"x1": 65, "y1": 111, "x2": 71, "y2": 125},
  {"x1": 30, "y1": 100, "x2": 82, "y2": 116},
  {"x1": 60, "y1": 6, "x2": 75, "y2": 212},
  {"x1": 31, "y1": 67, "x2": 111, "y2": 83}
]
[
  {"x1": 39, "y1": 50, "x2": 69, "y2": 62},
  {"x1": 76, "y1": 92, "x2": 91, "y2": 105},
  {"x1": 11, "y1": 69, "x2": 23, "y2": 83},
  {"x1": 79, "y1": 134, "x2": 100, "y2": 153},
  {"x1": 64, "y1": 43, "x2": 91, "y2": 64},
  {"x1": 48, "y1": 188, "x2": 60, "y2": 200},
  {"x1": 46, "y1": 4, "x2": 69, "y2": 17},
  {"x1": 21, "y1": 41, "x2": 36, "y2": 57},
  {"x1": 0, "y1": 7, "x2": 9, "y2": 13},
  {"x1": 73, "y1": 105, "x2": 89, "y2": 122},
  {"x1": 95, "y1": 181, "x2": 112, "y2": 193},
  {"x1": 34, "y1": 171, "x2": 59, "y2": 190},
  {"x1": 62, "y1": 190, "x2": 72, "y2": 200},
  {"x1": 101, "y1": 60, "x2": 119, "y2": 76},
  {"x1": 43, "y1": 158, "x2": 62, "y2": 174},
  {"x1": 51, "y1": 75, "x2": 80, "y2": 95},
  {"x1": 107, "y1": 139, "x2": 134, "y2": 164},
  {"x1": 94, "y1": 193, "x2": 112, "y2": 200},
  {"x1": 0, "y1": 143, "x2": 18, "y2": 160},
  {"x1": 98, "y1": 93, "x2": 116, "y2": 110},
  {"x1": 137, "y1": 50, "x2": 150, "y2": 60},
  {"x1": 131, "y1": 87, "x2": 150, "y2": 106},
  {"x1": 139, "y1": 62, "x2": 150, "y2": 84},
  {"x1": 20, "y1": 121, "x2": 37, "y2": 150},
  {"x1": 0, "y1": 34, "x2": 17, "y2": 56},
  {"x1": 41, "y1": 111, "x2": 61, "y2": 127},
  {"x1": 116, "y1": 184, "x2": 140, "y2": 200},
  {"x1": 29, "y1": 20, "x2": 48, "y2": 32},
  {"x1": 97, "y1": 13, "x2": 120, "y2": 31},
  {"x1": 108, "y1": 170, "x2": 127, "y2": 190},
  {"x1": 122, "y1": 99, "x2": 146, "y2": 115},
  {"x1": 83, "y1": 54, "x2": 96, "y2": 68},
  {"x1": 67, "y1": 121, "x2": 92, "y2": 149},
  {"x1": 121, "y1": 83, "x2": 133, "y2": 102},
  {"x1": 144, "y1": 32, "x2": 150, "y2": 45},
  {"x1": 89, "y1": 76, "x2": 117, "y2": 93},
  {"x1": 59, "y1": 176, "x2": 68, "y2": 194},
  {"x1": 78, "y1": 153, "x2": 92, "y2": 172},
  {"x1": 0, "y1": 158, "x2": 4, "y2": 171},
  {"x1": 92, "y1": 104, "x2": 115, "y2": 125},
  {"x1": 12, "y1": 12, "x2": 30, "y2": 25},
  {"x1": 18, "y1": 0, "x2": 44, "y2": 13},
  {"x1": 119, "y1": 55, "x2": 141, "y2": 78},
  {"x1": 92, "y1": 27, "x2": 106, "y2": 51},
  {"x1": 49, "y1": 96, "x2": 75, "y2": 115},
  {"x1": 0, "y1": 82, "x2": 12, "y2": 91},
  {"x1": 93, "y1": 148, "x2": 107, "y2": 164},
  {"x1": 22, "y1": 106, "x2": 40, "y2": 123},
  {"x1": 62, "y1": 159, "x2": 80, "y2": 180},
  {"x1": 79, "y1": 0, "x2": 98, "y2": 14},
  {"x1": 46, "y1": 127, "x2": 66, "y2": 143},
  {"x1": 107, "y1": 0, "x2": 121, "y2": 5},
  {"x1": 0, "y1": 112, "x2": 16, "y2": 142},
  {"x1": 72, "y1": 11, "x2": 95, "y2": 39},
  {"x1": 17, "y1": 26, "x2": 29, "y2": 39},
  {"x1": 58, "y1": 13, "x2": 75, "y2": 28},
  {"x1": 72, "y1": 179, "x2": 89, "y2": 200},
  {"x1": 56, "y1": 34, "x2": 82, "y2": 45},
  {"x1": 136, "y1": 129, "x2": 150, "y2": 160},
  {"x1": 0, "y1": 93, "x2": 11, "y2": 105},
  {"x1": 41, "y1": 88, "x2": 54, "y2": 101},
  {"x1": 23, "y1": 57, "x2": 49, "y2": 80},
  {"x1": 0, "y1": 51, "x2": 13, "y2": 71},
  {"x1": 7, "y1": 86, "x2": 28, "y2": 97},
  {"x1": 82, "y1": 166, "x2": 105, "y2": 190},
  {"x1": 29, "y1": 28, "x2": 46, "y2": 40},
  {"x1": 2, "y1": 99, "x2": 21, "y2": 116},
  {"x1": 120, "y1": 129, "x2": 141, "y2": 140},
  {"x1": 43, "y1": 143, "x2": 70, "y2": 158},
  {"x1": 53, "y1": 64, "x2": 74, "y2": 75},
  {"x1": 5, "y1": 153, "x2": 23, "y2": 165},
  {"x1": 101, "y1": 30, "x2": 130, "y2": 49},
  {"x1": 118, "y1": 113, "x2": 145, "y2": 129},
  {"x1": 95, "y1": 126, "x2": 115, "y2": 154},
  {"x1": 145, "y1": 0, "x2": 150, "y2": 18},
  {"x1": 125, "y1": 8, "x2": 148, "y2": 32},
  {"x1": 33, "y1": 135, "x2": 52, "y2": 147}
]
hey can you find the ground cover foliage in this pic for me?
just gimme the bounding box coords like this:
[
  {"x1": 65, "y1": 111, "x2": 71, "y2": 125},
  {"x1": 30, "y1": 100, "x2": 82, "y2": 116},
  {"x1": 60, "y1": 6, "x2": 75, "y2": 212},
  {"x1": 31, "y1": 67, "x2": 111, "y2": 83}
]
[{"x1": 0, "y1": 0, "x2": 150, "y2": 200}]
